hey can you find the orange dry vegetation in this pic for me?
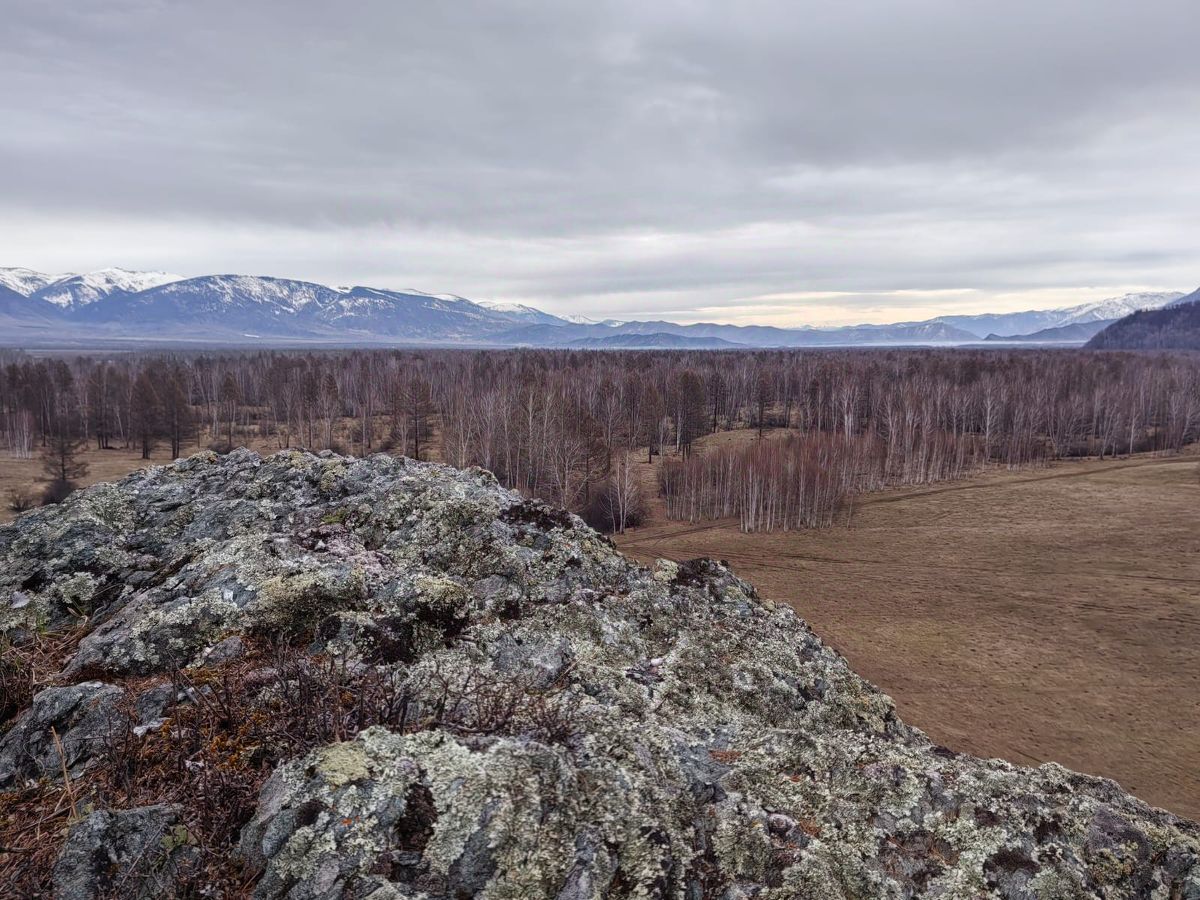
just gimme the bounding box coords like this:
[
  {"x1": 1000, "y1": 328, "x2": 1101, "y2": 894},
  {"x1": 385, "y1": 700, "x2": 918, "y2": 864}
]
[{"x1": 618, "y1": 449, "x2": 1200, "y2": 820}]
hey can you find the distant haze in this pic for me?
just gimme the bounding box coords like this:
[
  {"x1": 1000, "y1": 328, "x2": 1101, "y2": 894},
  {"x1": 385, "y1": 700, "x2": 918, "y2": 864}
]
[{"x1": 2, "y1": 1, "x2": 1198, "y2": 325}]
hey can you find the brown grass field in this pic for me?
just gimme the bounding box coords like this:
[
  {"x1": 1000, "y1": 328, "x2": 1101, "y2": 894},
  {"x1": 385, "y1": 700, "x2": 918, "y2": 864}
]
[
  {"x1": 3, "y1": 432, "x2": 1198, "y2": 819},
  {"x1": 618, "y1": 449, "x2": 1200, "y2": 820}
]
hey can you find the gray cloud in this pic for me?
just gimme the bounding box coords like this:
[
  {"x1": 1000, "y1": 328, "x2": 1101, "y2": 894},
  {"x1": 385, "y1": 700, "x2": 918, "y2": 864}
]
[{"x1": 1, "y1": 0, "x2": 1197, "y2": 323}]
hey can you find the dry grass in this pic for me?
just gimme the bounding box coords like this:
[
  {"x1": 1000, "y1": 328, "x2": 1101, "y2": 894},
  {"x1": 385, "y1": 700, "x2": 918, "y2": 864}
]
[
  {"x1": 618, "y1": 446, "x2": 1200, "y2": 820},
  {"x1": 0, "y1": 632, "x2": 585, "y2": 895}
]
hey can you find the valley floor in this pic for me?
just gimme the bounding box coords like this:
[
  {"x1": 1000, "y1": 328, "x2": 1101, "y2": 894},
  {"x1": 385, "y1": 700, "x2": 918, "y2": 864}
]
[{"x1": 616, "y1": 452, "x2": 1200, "y2": 820}]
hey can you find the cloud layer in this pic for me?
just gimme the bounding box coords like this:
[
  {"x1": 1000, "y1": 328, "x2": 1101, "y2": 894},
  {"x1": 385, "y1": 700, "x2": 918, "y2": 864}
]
[{"x1": 3, "y1": 0, "x2": 1198, "y2": 324}]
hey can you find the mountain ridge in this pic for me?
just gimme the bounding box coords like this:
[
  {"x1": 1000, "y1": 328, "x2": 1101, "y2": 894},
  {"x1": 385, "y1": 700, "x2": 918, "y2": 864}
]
[
  {"x1": 1087, "y1": 289, "x2": 1200, "y2": 350},
  {"x1": 0, "y1": 266, "x2": 1187, "y2": 347}
]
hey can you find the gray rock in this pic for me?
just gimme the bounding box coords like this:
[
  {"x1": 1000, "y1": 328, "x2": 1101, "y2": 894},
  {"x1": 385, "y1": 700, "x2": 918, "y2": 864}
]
[
  {"x1": 199, "y1": 633, "x2": 248, "y2": 666},
  {"x1": 0, "y1": 449, "x2": 1196, "y2": 899},
  {"x1": 0, "y1": 681, "x2": 123, "y2": 787},
  {"x1": 52, "y1": 803, "x2": 196, "y2": 899}
]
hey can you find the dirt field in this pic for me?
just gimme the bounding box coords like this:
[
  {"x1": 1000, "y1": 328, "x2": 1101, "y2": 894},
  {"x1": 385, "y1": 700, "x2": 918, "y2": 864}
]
[
  {"x1": 617, "y1": 452, "x2": 1200, "y2": 819},
  {"x1": 1, "y1": 445, "x2": 166, "y2": 521}
]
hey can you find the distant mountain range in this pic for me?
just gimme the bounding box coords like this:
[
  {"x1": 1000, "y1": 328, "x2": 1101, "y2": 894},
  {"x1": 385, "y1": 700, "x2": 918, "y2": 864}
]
[
  {"x1": 983, "y1": 320, "x2": 1114, "y2": 344},
  {"x1": 0, "y1": 266, "x2": 1189, "y2": 348},
  {"x1": 1086, "y1": 288, "x2": 1200, "y2": 350}
]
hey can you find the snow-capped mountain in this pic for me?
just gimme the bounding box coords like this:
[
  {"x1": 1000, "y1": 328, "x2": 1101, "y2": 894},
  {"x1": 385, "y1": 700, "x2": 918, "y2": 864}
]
[
  {"x1": 32, "y1": 267, "x2": 184, "y2": 309},
  {"x1": 478, "y1": 301, "x2": 567, "y2": 326},
  {"x1": 0, "y1": 267, "x2": 71, "y2": 297},
  {"x1": 318, "y1": 287, "x2": 514, "y2": 339},
  {"x1": 0, "y1": 267, "x2": 1191, "y2": 348},
  {"x1": 71, "y1": 275, "x2": 522, "y2": 341},
  {"x1": 932, "y1": 291, "x2": 1183, "y2": 338},
  {"x1": 565, "y1": 314, "x2": 626, "y2": 327},
  {"x1": 1167, "y1": 287, "x2": 1200, "y2": 308},
  {"x1": 1055, "y1": 291, "x2": 1184, "y2": 326},
  {"x1": 1087, "y1": 287, "x2": 1200, "y2": 350}
]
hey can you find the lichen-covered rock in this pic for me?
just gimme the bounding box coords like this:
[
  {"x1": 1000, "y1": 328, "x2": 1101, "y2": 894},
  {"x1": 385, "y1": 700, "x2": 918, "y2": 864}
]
[
  {"x1": 52, "y1": 803, "x2": 197, "y2": 899},
  {"x1": 1, "y1": 449, "x2": 1198, "y2": 899},
  {"x1": 0, "y1": 680, "x2": 123, "y2": 787}
]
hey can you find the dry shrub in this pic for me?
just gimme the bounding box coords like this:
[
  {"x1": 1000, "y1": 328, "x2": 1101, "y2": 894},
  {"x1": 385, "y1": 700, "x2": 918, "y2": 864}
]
[
  {"x1": 6, "y1": 486, "x2": 34, "y2": 513},
  {"x1": 0, "y1": 628, "x2": 88, "y2": 726},
  {"x1": 416, "y1": 660, "x2": 584, "y2": 746},
  {"x1": 40, "y1": 479, "x2": 76, "y2": 506},
  {"x1": 0, "y1": 780, "x2": 81, "y2": 894},
  {"x1": 0, "y1": 627, "x2": 586, "y2": 895}
]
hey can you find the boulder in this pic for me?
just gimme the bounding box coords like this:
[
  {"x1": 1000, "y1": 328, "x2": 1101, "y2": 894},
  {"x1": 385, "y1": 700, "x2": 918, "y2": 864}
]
[
  {"x1": 52, "y1": 804, "x2": 197, "y2": 899},
  {"x1": 0, "y1": 681, "x2": 123, "y2": 787}
]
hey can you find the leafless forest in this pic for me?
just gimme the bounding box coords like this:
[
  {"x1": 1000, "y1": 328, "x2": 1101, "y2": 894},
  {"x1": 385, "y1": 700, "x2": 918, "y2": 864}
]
[{"x1": 2, "y1": 348, "x2": 1198, "y2": 531}]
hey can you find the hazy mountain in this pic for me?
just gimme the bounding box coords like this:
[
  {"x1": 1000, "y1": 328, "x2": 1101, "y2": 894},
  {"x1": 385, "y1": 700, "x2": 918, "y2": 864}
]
[
  {"x1": 565, "y1": 314, "x2": 626, "y2": 327},
  {"x1": 932, "y1": 291, "x2": 1183, "y2": 337},
  {"x1": 568, "y1": 332, "x2": 744, "y2": 349},
  {"x1": 477, "y1": 301, "x2": 567, "y2": 326},
  {"x1": 983, "y1": 320, "x2": 1115, "y2": 343},
  {"x1": 1087, "y1": 290, "x2": 1200, "y2": 350},
  {"x1": 0, "y1": 267, "x2": 1191, "y2": 348},
  {"x1": 499, "y1": 318, "x2": 978, "y2": 347}
]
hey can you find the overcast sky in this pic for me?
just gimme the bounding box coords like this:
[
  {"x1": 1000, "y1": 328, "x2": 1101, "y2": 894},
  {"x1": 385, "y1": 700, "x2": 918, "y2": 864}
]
[{"x1": 2, "y1": 0, "x2": 1198, "y2": 325}]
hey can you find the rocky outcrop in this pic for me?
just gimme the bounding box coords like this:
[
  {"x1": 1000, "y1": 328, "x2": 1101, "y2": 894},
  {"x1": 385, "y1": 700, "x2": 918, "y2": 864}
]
[{"x1": 1, "y1": 449, "x2": 1197, "y2": 898}]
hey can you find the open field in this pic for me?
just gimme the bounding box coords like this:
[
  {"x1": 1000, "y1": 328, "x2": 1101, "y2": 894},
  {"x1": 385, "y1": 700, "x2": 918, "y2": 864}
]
[
  {"x1": 617, "y1": 451, "x2": 1200, "y2": 819},
  {"x1": 1, "y1": 445, "x2": 170, "y2": 521}
]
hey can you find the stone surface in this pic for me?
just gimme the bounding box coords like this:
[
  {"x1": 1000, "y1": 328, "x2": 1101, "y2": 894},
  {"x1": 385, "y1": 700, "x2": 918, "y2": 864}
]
[
  {"x1": 0, "y1": 680, "x2": 123, "y2": 787},
  {"x1": 52, "y1": 803, "x2": 196, "y2": 899},
  {"x1": 1, "y1": 449, "x2": 1198, "y2": 898}
]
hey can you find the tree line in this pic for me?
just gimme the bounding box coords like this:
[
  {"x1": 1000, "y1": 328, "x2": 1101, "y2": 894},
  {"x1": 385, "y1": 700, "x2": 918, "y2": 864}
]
[{"x1": 1, "y1": 348, "x2": 1197, "y2": 530}]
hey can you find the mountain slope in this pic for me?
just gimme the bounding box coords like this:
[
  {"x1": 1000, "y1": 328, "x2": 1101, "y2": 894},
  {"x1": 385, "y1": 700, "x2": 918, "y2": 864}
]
[
  {"x1": 1169, "y1": 288, "x2": 1200, "y2": 307},
  {"x1": 1057, "y1": 291, "x2": 1184, "y2": 325},
  {"x1": 70, "y1": 275, "x2": 520, "y2": 342},
  {"x1": 934, "y1": 291, "x2": 1183, "y2": 338},
  {"x1": 1087, "y1": 290, "x2": 1200, "y2": 350},
  {"x1": 32, "y1": 267, "x2": 184, "y2": 309},
  {"x1": 477, "y1": 301, "x2": 567, "y2": 326},
  {"x1": 0, "y1": 283, "x2": 62, "y2": 327},
  {"x1": 0, "y1": 266, "x2": 1191, "y2": 348},
  {"x1": 0, "y1": 267, "x2": 69, "y2": 297},
  {"x1": 984, "y1": 319, "x2": 1115, "y2": 343},
  {"x1": 318, "y1": 287, "x2": 514, "y2": 339},
  {"x1": 568, "y1": 332, "x2": 744, "y2": 349}
]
